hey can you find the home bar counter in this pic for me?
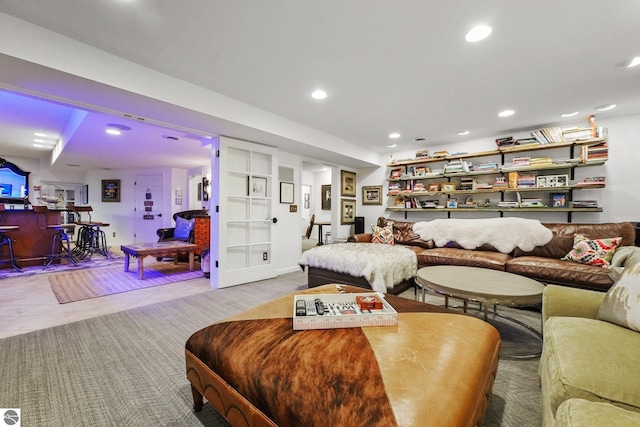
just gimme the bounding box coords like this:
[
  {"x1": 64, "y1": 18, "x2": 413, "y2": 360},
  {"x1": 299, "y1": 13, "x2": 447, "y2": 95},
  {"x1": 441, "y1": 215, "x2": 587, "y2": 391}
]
[{"x1": 0, "y1": 208, "x2": 62, "y2": 268}]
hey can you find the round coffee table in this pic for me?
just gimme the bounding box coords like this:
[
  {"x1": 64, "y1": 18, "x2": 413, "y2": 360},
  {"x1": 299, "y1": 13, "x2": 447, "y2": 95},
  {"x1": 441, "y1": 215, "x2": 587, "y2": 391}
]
[{"x1": 416, "y1": 266, "x2": 544, "y2": 357}]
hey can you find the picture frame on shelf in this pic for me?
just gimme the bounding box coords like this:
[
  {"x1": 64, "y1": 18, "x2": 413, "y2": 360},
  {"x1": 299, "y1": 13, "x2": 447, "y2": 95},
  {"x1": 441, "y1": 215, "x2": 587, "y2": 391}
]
[
  {"x1": 447, "y1": 199, "x2": 458, "y2": 208},
  {"x1": 442, "y1": 182, "x2": 457, "y2": 192},
  {"x1": 362, "y1": 185, "x2": 382, "y2": 205},
  {"x1": 280, "y1": 182, "x2": 294, "y2": 204},
  {"x1": 321, "y1": 184, "x2": 331, "y2": 210},
  {"x1": 427, "y1": 183, "x2": 439, "y2": 192},
  {"x1": 101, "y1": 179, "x2": 120, "y2": 202},
  {"x1": 551, "y1": 192, "x2": 567, "y2": 208},
  {"x1": 340, "y1": 199, "x2": 355, "y2": 224},
  {"x1": 415, "y1": 166, "x2": 429, "y2": 176},
  {"x1": 341, "y1": 170, "x2": 357, "y2": 197},
  {"x1": 389, "y1": 168, "x2": 402, "y2": 180}
]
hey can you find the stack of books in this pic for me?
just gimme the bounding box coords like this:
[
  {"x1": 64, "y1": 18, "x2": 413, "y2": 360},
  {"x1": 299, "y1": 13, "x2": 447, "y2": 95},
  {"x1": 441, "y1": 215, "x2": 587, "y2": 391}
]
[
  {"x1": 521, "y1": 198, "x2": 545, "y2": 207},
  {"x1": 432, "y1": 150, "x2": 449, "y2": 158},
  {"x1": 532, "y1": 127, "x2": 564, "y2": 144},
  {"x1": 492, "y1": 177, "x2": 509, "y2": 188},
  {"x1": 498, "y1": 201, "x2": 520, "y2": 208},
  {"x1": 388, "y1": 182, "x2": 400, "y2": 194},
  {"x1": 496, "y1": 136, "x2": 515, "y2": 147},
  {"x1": 443, "y1": 160, "x2": 470, "y2": 173},
  {"x1": 459, "y1": 177, "x2": 476, "y2": 190},
  {"x1": 476, "y1": 182, "x2": 493, "y2": 190},
  {"x1": 572, "y1": 200, "x2": 598, "y2": 208},
  {"x1": 413, "y1": 182, "x2": 426, "y2": 192},
  {"x1": 530, "y1": 157, "x2": 553, "y2": 166},
  {"x1": 581, "y1": 143, "x2": 609, "y2": 163},
  {"x1": 563, "y1": 127, "x2": 607, "y2": 141},
  {"x1": 475, "y1": 163, "x2": 499, "y2": 172},
  {"x1": 576, "y1": 177, "x2": 605, "y2": 187},
  {"x1": 511, "y1": 156, "x2": 531, "y2": 167},
  {"x1": 517, "y1": 174, "x2": 536, "y2": 188}
]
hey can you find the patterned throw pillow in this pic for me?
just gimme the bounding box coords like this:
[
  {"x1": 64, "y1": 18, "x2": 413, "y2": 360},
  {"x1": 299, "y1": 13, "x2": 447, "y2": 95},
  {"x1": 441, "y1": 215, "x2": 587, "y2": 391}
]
[
  {"x1": 371, "y1": 223, "x2": 394, "y2": 245},
  {"x1": 598, "y1": 258, "x2": 640, "y2": 332},
  {"x1": 561, "y1": 234, "x2": 622, "y2": 268}
]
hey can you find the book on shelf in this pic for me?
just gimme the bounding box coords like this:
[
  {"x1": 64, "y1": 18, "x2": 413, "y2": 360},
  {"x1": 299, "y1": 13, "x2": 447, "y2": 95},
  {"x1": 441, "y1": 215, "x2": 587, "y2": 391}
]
[
  {"x1": 476, "y1": 182, "x2": 493, "y2": 190},
  {"x1": 531, "y1": 127, "x2": 564, "y2": 144},
  {"x1": 515, "y1": 137, "x2": 539, "y2": 145},
  {"x1": 493, "y1": 176, "x2": 509, "y2": 188},
  {"x1": 572, "y1": 200, "x2": 598, "y2": 208},
  {"x1": 459, "y1": 177, "x2": 476, "y2": 190},
  {"x1": 521, "y1": 198, "x2": 545, "y2": 207},
  {"x1": 575, "y1": 176, "x2": 605, "y2": 186},
  {"x1": 432, "y1": 150, "x2": 449, "y2": 158},
  {"x1": 476, "y1": 163, "x2": 499, "y2": 172},
  {"x1": 415, "y1": 149, "x2": 430, "y2": 159},
  {"x1": 511, "y1": 156, "x2": 531, "y2": 167},
  {"x1": 562, "y1": 126, "x2": 608, "y2": 141},
  {"x1": 496, "y1": 136, "x2": 515, "y2": 147},
  {"x1": 498, "y1": 201, "x2": 520, "y2": 208},
  {"x1": 581, "y1": 142, "x2": 608, "y2": 162},
  {"x1": 517, "y1": 174, "x2": 536, "y2": 188},
  {"x1": 443, "y1": 159, "x2": 470, "y2": 173},
  {"x1": 530, "y1": 156, "x2": 553, "y2": 166}
]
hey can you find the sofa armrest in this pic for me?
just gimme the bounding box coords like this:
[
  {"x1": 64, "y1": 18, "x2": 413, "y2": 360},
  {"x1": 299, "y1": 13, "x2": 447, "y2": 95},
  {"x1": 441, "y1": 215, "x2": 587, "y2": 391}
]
[
  {"x1": 347, "y1": 233, "x2": 372, "y2": 243},
  {"x1": 542, "y1": 285, "x2": 605, "y2": 325},
  {"x1": 157, "y1": 227, "x2": 175, "y2": 241}
]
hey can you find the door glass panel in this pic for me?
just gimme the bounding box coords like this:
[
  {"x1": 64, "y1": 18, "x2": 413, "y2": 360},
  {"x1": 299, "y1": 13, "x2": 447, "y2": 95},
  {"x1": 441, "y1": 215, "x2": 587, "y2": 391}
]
[
  {"x1": 228, "y1": 147, "x2": 249, "y2": 172},
  {"x1": 228, "y1": 198, "x2": 249, "y2": 220},
  {"x1": 227, "y1": 222, "x2": 249, "y2": 245},
  {"x1": 227, "y1": 247, "x2": 248, "y2": 270},
  {"x1": 251, "y1": 244, "x2": 271, "y2": 267},
  {"x1": 251, "y1": 152, "x2": 271, "y2": 175},
  {"x1": 250, "y1": 199, "x2": 270, "y2": 220},
  {"x1": 228, "y1": 173, "x2": 249, "y2": 197},
  {"x1": 251, "y1": 221, "x2": 270, "y2": 243}
]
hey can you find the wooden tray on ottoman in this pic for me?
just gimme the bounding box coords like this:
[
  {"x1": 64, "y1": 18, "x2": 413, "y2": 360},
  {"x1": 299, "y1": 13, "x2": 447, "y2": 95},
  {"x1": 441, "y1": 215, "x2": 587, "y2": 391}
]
[{"x1": 185, "y1": 284, "x2": 501, "y2": 427}]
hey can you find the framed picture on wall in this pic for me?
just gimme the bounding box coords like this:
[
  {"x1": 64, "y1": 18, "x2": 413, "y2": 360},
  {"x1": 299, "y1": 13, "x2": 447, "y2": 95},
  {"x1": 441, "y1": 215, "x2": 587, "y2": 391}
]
[
  {"x1": 280, "y1": 182, "x2": 294, "y2": 204},
  {"x1": 321, "y1": 184, "x2": 331, "y2": 210},
  {"x1": 101, "y1": 179, "x2": 120, "y2": 202},
  {"x1": 362, "y1": 185, "x2": 382, "y2": 205},
  {"x1": 340, "y1": 199, "x2": 355, "y2": 224},
  {"x1": 340, "y1": 170, "x2": 356, "y2": 197},
  {"x1": 81, "y1": 184, "x2": 88, "y2": 204}
]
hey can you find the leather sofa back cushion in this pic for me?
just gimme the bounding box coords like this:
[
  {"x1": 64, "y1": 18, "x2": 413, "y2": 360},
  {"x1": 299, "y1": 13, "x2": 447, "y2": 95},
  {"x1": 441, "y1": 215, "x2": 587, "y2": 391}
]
[
  {"x1": 513, "y1": 222, "x2": 635, "y2": 259},
  {"x1": 377, "y1": 217, "x2": 434, "y2": 249}
]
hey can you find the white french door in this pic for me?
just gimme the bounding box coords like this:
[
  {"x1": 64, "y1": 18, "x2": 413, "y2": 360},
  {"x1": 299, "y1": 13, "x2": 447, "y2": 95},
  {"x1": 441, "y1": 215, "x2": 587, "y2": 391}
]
[
  {"x1": 133, "y1": 174, "x2": 164, "y2": 243},
  {"x1": 215, "y1": 137, "x2": 277, "y2": 287}
]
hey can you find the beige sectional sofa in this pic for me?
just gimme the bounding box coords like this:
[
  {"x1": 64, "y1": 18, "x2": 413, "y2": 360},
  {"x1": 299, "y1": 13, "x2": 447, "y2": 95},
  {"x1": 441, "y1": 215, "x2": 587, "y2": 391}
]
[{"x1": 540, "y1": 246, "x2": 640, "y2": 426}]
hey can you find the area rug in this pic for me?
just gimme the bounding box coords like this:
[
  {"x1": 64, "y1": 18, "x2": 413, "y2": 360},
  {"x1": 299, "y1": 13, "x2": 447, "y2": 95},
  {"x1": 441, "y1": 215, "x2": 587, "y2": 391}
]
[
  {"x1": 49, "y1": 261, "x2": 203, "y2": 304},
  {"x1": 0, "y1": 254, "x2": 124, "y2": 280}
]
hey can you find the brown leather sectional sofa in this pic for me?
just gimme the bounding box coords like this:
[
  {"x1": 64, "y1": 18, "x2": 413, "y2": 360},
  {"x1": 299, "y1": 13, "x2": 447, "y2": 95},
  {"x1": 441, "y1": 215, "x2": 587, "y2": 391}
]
[{"x1": 335, "y1": 217, "x2": 636, "y2": 293}]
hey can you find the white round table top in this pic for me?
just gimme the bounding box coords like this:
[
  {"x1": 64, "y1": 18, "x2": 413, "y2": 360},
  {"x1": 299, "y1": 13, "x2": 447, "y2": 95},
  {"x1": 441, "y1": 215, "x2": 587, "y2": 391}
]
[{"x1": 416, "y1": 265, "x2": 544, "y2": 306}]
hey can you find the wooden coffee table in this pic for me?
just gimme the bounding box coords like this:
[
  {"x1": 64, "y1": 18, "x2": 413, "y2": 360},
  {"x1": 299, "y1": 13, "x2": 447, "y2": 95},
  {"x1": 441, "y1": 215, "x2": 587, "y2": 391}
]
[{"x1": 120, "y1": 241, "x2": 198, "y2": 279}]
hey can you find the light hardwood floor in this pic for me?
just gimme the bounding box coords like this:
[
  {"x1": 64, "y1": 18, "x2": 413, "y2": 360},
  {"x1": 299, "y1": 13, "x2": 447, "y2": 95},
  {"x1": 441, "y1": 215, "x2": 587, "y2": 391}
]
[{"x1": 0, "y1": 250, "x2": 213, "y2": 339}]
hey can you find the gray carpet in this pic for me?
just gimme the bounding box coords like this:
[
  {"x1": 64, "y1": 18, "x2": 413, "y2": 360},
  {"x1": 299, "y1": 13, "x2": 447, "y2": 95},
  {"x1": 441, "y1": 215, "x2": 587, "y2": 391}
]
[{"x1": 0, "y1": 274, "x2": 542, "y2": 426}]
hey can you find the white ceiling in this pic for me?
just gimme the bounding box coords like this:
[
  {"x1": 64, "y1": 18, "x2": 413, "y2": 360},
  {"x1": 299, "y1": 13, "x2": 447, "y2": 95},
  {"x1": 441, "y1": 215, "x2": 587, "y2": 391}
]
[{"x1": 0, "y1": 1, "x2": 639, "y2": 172}]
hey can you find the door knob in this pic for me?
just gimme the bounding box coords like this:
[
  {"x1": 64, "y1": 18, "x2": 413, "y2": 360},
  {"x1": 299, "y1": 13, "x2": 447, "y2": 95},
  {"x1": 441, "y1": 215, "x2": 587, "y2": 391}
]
[{"x1": 272, "y1": 218, "x2": 278, "y2": 223}]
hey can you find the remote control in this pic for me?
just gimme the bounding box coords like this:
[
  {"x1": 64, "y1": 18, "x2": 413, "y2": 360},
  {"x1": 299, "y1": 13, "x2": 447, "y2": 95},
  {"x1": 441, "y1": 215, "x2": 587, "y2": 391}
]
[
  {"x1": 315, "y1": 298, "x2": 325, "y2": 316},
  {"x1": 305, "y1": 299, "x2": 317, "y2": 316},
  {"x1": 296, "y1": 299, "x2": 306, "y2": 316}
]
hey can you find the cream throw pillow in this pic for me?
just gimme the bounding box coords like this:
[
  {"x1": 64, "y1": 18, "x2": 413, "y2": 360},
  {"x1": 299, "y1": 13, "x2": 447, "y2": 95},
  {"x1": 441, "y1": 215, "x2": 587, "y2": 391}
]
[
  {"x1": 598, "y1": 248, "x2": 640, "y2": 332},
  {"x1": 371, "y1": 223, "x2": 394, "y2": 245}
]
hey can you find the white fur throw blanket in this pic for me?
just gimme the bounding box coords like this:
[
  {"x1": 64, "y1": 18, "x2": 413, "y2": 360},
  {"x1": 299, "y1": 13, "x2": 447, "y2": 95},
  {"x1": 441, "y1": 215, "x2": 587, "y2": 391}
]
[
  {"x1": 412, "y1": 218, "x2": 553, "y2": 253},
  {"x1": 299, "y1": 243, "x2": 417, "y2": 293}
]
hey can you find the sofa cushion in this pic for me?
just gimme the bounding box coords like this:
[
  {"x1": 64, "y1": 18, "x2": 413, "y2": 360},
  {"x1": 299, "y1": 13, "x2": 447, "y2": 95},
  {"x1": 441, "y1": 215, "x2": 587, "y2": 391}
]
[
  {"x1": 416, "y1": 248, "x2": 510, "y2": 271},
  {"x1": 371, "y1": 223, "x2": 394, "y2": 244},
  {"x1": 555, "y1": 398, "x2": 640, "y2": 427},
  {"x1": 561, "y1": 234, "x2": 622, "y2": 268},
  {"x1": 174, "y1": 216, "x2": 195, "y2": 240},
  {"x1": 598, "y1": 258, "x2": 640, "y2": 332},
  {"x1": 541, "y1": 317, "x2": 640, "y2": 418},
  {"x1": 513, "y1": 222, "x2": 636, "y2": 259},
  {"x1": 377, "y1": 217, "x2": 434, "y2": 249},
  {"x1": 506, "y1": 257, "x2": 613, "y2": 291}
]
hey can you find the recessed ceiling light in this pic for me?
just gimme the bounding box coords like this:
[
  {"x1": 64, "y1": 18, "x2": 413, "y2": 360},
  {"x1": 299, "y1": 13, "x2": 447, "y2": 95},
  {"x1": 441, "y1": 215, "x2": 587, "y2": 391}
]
[
  {"x1": 465, "y1": 25, "x2": 492, "y2": 42},
  {"x1": 457, "y1": 131, "x2": 470, "y2": 136},
  {"x1": 561, "y1": 111, "x2": 579, "y2": 118},
  {"x1": 106, "y1": 128, "x2": 121, "y2": 135},
  {"x1": 33, "y1": 139, "x2": 46, "y2": 143},
  {"x1": 34, "y1": 132, "x2": 47, "y2": 137},
  {"x1": 311, "y1": 89, "x2": 327, "y2": 100},
  {"x1": 627, "y1": 57, "x2": 640, "y2": 68},
  {"x1": 387, "y1": 144, "x2": 397, "y2": 148},
  {"x1": 498, "y1": 109, "x2": 515, "y2": 117},
  {"x1": 595, "y1": 104, "x2": 616, "y2": 111},
  {"x1": 389, "y1": 133, "x2": 401, "y2": 139},
  {"x1": 32, "y1": 143, "x2": 45, "y2": 148}
]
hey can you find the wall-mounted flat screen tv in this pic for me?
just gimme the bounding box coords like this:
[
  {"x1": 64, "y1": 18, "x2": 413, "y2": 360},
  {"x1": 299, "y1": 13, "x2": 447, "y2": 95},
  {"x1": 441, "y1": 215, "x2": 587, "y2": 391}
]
[{"x1": 0, "y1": 159, "x2": 29, "y2": 203}]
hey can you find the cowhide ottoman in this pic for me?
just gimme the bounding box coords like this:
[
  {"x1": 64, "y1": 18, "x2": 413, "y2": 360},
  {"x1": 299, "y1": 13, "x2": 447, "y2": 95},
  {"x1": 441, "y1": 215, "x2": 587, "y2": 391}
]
[{"x1": 185, "y1": 284, "x2": 501, "y2": 427}]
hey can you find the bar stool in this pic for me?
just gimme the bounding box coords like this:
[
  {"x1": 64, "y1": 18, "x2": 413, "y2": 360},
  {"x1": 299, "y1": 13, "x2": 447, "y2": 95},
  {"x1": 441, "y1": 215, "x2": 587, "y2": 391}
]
[
  {"x1": 0, "y1": 205, "x2": 22, "y2": 272},
  {"x1": 66, "y1": 204, "x2": 112, "y2": 259},
  {"x1": 32, "y1": 205, "x2": 77, "y2": 267}
]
